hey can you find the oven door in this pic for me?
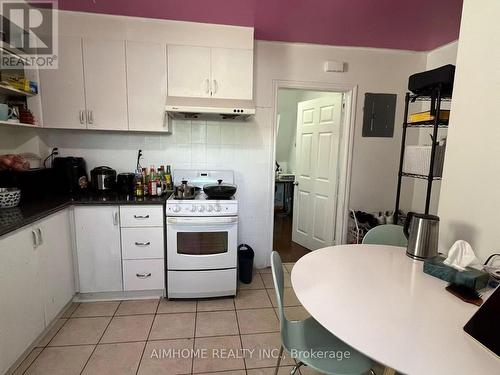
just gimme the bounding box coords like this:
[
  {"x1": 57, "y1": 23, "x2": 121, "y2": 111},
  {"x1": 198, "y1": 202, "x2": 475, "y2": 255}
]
[{"x1": 167, "y1": 216, "x2": 238, "y2": 270}]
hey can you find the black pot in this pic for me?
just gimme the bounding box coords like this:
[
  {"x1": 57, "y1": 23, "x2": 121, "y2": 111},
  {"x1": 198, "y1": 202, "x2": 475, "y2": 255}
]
[{"x1": 203, "y1": 179, "x2": 237, "y2": 199}]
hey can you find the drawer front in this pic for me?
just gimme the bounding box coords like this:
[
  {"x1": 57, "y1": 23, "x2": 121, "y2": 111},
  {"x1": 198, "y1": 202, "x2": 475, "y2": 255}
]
[
  {"x1": 123, "y1": 259, "x2": 165, "y2": 291},
  {"x1": 121, "y1": 227, "x2": 164, "y2": 259},
  {"x1": 120, "y1": 206, "x2": 163, "y2": 227}
]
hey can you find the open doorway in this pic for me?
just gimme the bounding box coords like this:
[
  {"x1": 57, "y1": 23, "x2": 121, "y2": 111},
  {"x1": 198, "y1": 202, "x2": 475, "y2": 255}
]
[{"x1": 272, "y1": 86, "x2": 354, "y2": 262}]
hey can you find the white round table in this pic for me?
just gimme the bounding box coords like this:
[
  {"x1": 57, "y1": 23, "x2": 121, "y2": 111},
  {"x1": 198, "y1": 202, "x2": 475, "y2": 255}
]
[{"x1": 291, "y1": 245, "x2": 499, "y2": 375}]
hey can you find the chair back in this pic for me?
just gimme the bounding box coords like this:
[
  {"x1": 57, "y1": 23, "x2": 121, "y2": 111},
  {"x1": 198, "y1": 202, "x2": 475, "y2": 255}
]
[
  {"x1": 271, "y1": 251, "x2": 287, "y2": 330},
  {"x1": 362, "y1": 224, "x2": 408, "y2": 247}
]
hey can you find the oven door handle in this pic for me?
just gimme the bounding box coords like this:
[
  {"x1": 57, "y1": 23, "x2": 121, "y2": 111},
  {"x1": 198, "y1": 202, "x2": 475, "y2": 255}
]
[{"x1": 167, "y1": 217, "x2": 238, "y2": 225}]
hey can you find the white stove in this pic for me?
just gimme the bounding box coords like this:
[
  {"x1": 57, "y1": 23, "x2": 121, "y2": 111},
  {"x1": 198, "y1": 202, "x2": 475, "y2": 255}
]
[{"x1": 166, "y1": 170, "x2": 238, "y2": 299}]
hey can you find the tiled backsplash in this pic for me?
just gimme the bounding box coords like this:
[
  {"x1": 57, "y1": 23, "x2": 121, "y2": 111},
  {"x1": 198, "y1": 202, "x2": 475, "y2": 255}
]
[{"x1": 38, "y1": 108, "x2": 274, "y2": 268}]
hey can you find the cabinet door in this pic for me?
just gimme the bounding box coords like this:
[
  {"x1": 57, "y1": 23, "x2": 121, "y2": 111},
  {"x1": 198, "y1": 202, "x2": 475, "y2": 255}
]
[
  {"x1": 39, "y1": 35, "x2": 87, "y2": 129},
  {"x1": 127, "y1": 41, "x2": 168, "y2": 132},
  {"x1": 38, "y1": 209, "x2": 75, "y2": 325},
  {"x1": 0, "y1": 227, "x2": 44, "y2": 375},
  {"x1": 211, "y1": 48, "x2": 253, "y2": 100},
  {"x1": 74, "y1": 206, "x2": 123, "y2": 293},
  {"x1": 83, "y1": 38, "x2": 128, "y2": 130},
  {"x1": 167, "y1": 45, "x2": 211, "y2": 98}
]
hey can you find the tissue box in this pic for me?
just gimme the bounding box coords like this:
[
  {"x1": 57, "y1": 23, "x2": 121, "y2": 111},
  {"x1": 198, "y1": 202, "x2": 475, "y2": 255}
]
[{"x1": 423, "y1": 256, "x2": 489, "y2": 290}]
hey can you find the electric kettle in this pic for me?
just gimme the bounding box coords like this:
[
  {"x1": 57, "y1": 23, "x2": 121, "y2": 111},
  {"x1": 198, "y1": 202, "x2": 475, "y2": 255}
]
[{"x1": 403, "y1": 212, "x2": 440, "y2": 260}]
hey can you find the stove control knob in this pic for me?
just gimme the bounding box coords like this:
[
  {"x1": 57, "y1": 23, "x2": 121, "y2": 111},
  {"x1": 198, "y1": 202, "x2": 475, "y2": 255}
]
[
  {"x1": 173, "y1": 205, "x2": 181, "y2": 213},
  {"x1": 198, "y1": 205, "x2": 205, "y2": 212},
  {"x1": 207, "y1": 205, "x2": 214, "y2": 212},
  {"x1": 191, "y1": 205, "x2": 197, "y2": 212},
  {"x1": 214, "y1": 204, "x2": 221, "y2": 212}
]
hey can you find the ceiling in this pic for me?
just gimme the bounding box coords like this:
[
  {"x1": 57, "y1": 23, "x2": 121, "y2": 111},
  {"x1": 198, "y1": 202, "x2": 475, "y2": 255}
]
[{"x1": 56, "y1": 0, "x2": 463, "y2": 51}]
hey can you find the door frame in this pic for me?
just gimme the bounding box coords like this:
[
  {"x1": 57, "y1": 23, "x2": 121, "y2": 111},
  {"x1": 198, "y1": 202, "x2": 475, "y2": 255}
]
[{"x1": 269, "y1": 80, "x2": 358, "y2": 253}]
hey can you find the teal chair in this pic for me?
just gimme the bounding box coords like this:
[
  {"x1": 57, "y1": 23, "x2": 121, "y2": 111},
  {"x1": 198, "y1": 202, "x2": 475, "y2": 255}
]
[
  {"x1": 362, "y1": 224, "x2": 407, "y2": 247},
  {"x1": 271, "y1": 252, "x2": 376, "y2": 375}
]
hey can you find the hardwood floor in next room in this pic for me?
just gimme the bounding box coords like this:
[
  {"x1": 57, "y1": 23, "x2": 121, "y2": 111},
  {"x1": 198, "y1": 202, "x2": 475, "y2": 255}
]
[{"x1": 273, "y1": 213, "x2": 310, "y2": 263}]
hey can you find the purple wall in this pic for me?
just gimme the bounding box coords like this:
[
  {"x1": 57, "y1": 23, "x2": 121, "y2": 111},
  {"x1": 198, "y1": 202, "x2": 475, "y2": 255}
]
[{"x1": 56, "y1": 0, "x2": 463, "y2": 51}]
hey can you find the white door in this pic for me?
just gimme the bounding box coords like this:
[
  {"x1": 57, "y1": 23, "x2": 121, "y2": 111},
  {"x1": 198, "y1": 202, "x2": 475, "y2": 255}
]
[
  {"x1": 74, "y1": 206, "x2": 123, "y2": 293},
  {"x1": 292, "y1": 95, "x2": 343, "y2": 250},
  {"x1": 83, "y1": 38, "x2": 128, "y2": 130},
  {"x1": 39, "y1": 35, "x2": 87, "y2": 129},
  {"x1": 126, "y1": 41, "x2": 169, "y2": 132},
  {"x1": 167, "y1": 45, "x2": 211, "y2": 98},
  {"x1": 38, "y1": 209, "x2": 75, "y2": 325},
  {"x1": 211, "y1": 48, "x2": 253, "y2": 100},
  {"x1": 0, "y1": 226, "x2": 45, "y2": 374}
]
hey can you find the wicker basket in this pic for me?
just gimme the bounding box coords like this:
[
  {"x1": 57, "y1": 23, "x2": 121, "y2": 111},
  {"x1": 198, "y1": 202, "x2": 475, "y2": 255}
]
[{"x1": 0, "y1": 188, "x2": 21, "y2": 208}]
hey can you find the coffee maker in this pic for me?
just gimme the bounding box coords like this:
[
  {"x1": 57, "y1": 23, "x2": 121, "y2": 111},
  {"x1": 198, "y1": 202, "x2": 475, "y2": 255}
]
[{"x1": 52, "y1": 157, "x2": 88, "y2": 195}]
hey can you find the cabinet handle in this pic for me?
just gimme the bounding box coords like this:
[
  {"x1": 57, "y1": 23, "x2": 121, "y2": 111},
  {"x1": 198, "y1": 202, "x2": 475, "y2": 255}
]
[
  {"x1": 135, "y1": 241, "x2": 151, "y2": 246},
  {"x1": 212, "y1": 79, "x2": 218, "y2": 94},
  {"x1": 136, "y1": 272, "x2": 152, "y2": 278},
  {"x1": 32, "y1": 230, "x2": 38, "y2": 248},
  {"x1": 79, "y1": 110, "x2": 84, "y2": 124},
  {"x1": 113, "y1": 212, "x2": 119, "y2": 226},
  {"x1": 37, "y1": 228, "x2": 43, "y2": 245},
  {"x1": 87, "y1": 110, "x2": 93, "y2": 124},
  {"x1": 133, "y1": 214, "x2": 150, "y2": 219},
  {"x1": 205, "y1": 78, "x2": 210, "y2": 94}
]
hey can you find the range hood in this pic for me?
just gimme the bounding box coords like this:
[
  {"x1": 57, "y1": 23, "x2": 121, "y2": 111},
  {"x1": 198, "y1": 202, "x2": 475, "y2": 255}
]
[{"x1": 166, "y1": 97, "x2": 255, "y2": 120}]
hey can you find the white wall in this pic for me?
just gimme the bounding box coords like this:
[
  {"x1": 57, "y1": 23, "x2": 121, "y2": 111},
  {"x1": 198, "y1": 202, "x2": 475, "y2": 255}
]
[
  {"x1": 437, "y1": 0, "x2": 500, "y2": 261},
  {"x1": 3, "y1": 11, "x2": 431, "y2": 267},
  {"x1": 410, "y1": 41, "x2": 458, "y2": 214}
]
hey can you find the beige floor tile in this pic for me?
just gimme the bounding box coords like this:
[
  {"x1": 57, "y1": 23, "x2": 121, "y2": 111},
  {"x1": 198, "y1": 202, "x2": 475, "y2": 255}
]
[
  {"x1": 241, "y1": 332, "x2": 294, "y2": 369},
  {"x1": 235, "y1": 289, "x2": 272, "y2": 309},
  {"x1": 237, "y1": 308, "x2": 279, "y2": 334},
  {"x1": 60, "y1": 302, "x2": 80, "y2": 318},
  {"x1": 192, "y1": 335, "x2": 244, "y2": 373},
  {"x1": 138, "y1": 338, "x2": 194, "y2": 375},
  {"x1": 278, "y1": 306, "x2": 310, "y2": 321},
  {"x1": 283, "y1": 263, "x2": 295, "y2": 273},
  {"x1": 25, "y1": 345, "x2": 94, "y2": 375},
  {"x1": 81, "y1": 342, "x2": 145, "y2": 375},
  {"x1": 239, "y1": 273, "x2": 265, "y2": 290},
  {"x1": 49, "y1": 317, "x2": 111, "y2": 346},
  {"x1": 100, "y1": 315, "x2": 154, "y2": 343},
  {"x1": 36, "y1": 319, "x2": 67, "y2": 347},
  {"x1": 157, "y1": 299, "x2": 197, "y2": 314},
  {"x1": 197, "y1": 297, "x2": 235, "y2": 312},
  {"x1": 149, "y1": 313, "x2": 196, "y2": 340},
  {"x1": 71, "y1": 301, "x2": 120, "y2": 317},
  {"x1": 201, "y1": 371, "x2": 246, "y2": 375},
  {"x1": 257, "y1": 267, "x2": 272, "y2": 274},
  {"x1": 267, "y1": 288, "x2": 301, "y2": 307},
  {"x1": 116, "y1": 299, "x2": 159, "y2": 316},
  {"x1": 12, "y1": 348, "x2": 43, "y2": 375},
  {"x1": 247, "y1": 367, "x2": 296, "y2": 374},
  {"x1": 196, "y1": 310, "x2": 239, "y2": 337},
  {"x1": 261, "y1": 272, "x2": 291, "y2": 289}
]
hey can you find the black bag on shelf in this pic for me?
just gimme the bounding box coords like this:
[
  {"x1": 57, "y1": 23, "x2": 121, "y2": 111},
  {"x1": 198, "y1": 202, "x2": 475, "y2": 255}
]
[{"x1": 408, "y1": 64, "x2": 455, "y2": 96}]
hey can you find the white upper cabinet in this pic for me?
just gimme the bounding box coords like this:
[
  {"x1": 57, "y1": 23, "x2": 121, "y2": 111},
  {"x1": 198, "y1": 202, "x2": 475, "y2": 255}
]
[
  {"x1": 127, "y1": 41, "x2": 169, "y2": 132},
  {"x1": 83, "y1": 38, "x2": 128, "y2": 130},
  {"x1": 167, "y1": 45, "x2": 211, "y2": 98},
  {"x1": 39, "y1": 35, "x2": 86, "y2": 129},
  {"x1": 167, "y1": 45, "x2": 254, "y2": 100},
  {"x1": 211, "y1": 48, "x2": 253, "y2": 100}
]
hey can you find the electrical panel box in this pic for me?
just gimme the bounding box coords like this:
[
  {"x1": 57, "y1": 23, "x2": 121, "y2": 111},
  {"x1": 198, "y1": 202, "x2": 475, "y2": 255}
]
[{"x1": 362, "y1": 93, "x2": 397, "y2": 137}]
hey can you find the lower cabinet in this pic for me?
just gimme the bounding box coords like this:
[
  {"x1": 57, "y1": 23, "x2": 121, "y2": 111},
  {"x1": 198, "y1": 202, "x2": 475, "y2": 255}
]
[
  {"x1": 0, "y1": 209, "x2": 74, "y2": 374},
  {"x1": 74, "y1": 206, "x2": 123, "y2": 293},
  {"x1": 123, "y1": 259, "x2": 165, "y2": 291}
]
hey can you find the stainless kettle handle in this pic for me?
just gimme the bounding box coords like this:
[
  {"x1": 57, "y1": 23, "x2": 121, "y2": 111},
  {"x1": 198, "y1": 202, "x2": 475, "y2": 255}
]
[{"x1": 403, "y1": 212, "x2": 415, "y2": 239}]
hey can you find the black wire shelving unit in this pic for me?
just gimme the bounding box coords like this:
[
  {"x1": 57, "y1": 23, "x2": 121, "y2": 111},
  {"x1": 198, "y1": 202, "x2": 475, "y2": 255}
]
[{"x1": 394, "y1": 86, "x2": 451, "y2": 223}]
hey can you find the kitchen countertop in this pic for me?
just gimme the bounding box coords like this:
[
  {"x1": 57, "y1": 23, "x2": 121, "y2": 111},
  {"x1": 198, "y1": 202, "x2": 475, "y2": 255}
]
[{"x1": 0, "y1": 191, "x2": 172, "y2": 237}]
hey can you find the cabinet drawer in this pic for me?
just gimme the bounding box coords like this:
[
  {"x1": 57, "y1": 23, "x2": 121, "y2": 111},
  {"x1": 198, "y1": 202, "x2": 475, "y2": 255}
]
[
  {"x1": 120, "y1": 206, "x2": 163, "y2": 227},
  {"x1": 121, "y1": 227, "x2": 164, "y2": 259},
  {"x1": 123, "y1": 259, "x2": 165, "y2": 291}
]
